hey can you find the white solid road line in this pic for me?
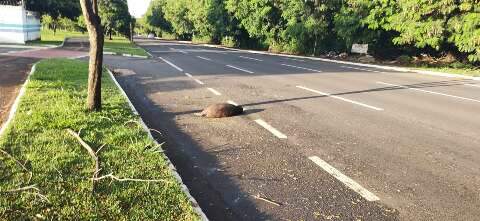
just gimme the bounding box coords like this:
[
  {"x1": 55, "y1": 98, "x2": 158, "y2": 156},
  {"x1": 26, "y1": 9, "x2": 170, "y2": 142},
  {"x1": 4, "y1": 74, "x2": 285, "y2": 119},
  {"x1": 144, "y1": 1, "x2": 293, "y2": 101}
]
[
  {"x1": 296, "y1": 86, "x2": 384, "y2": 111},
  {"x1": 466, "y1": 84, "x2": 480, "y2": 88},
  {"x1": 308, "y1": 156, "x2": 380, "y2": 202},
  {"x1": 194, "y1": 79, "x2": 205, "y2": 85},
  {"x1": 254, "y1": 119, "x2": 287, "y2": 139},
  {"x1": 158, "y1": 57, "x2": 183, "y2": 72},
  {"x1": 341, "y1": 65, "x2": 385, "y2": 73},
  {"x1": 377, "y1": 81, "x2": 480, "y2": 103},
  {"x1": 239, "y1": 56, "x2": 263, "y2": 61},
  {"x1": 207, "y1": 88, "x2": 222, "y2": 96},
  {"x1": 226, "y1": 65, "x2": 254, "y2": 74},
  {"x1": 185, "y1": 73, "x2": 193, "y2": 77},
  {"x1": 197, "y1": 56, "x2": 212, "y2": 61},
  {"x1": 227, "y1": 100, "x2": 239, "y2": 106},
  {"x1": 281, "y1": 64, "x2": 322, "y2": 73}
]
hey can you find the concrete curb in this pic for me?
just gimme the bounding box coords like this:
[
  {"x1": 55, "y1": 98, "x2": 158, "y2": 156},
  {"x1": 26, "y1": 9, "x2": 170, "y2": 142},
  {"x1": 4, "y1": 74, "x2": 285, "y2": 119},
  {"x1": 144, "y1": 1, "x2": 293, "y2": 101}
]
[
  {"x1": 154, "y1": 38, "x2": 479, "y2": 81},
  {"x1": 106, "y1": 69, "x2": 209, "y2": 221},
  {"x1": 0, "y1": 63, "x2": 38, "y2": 138}
]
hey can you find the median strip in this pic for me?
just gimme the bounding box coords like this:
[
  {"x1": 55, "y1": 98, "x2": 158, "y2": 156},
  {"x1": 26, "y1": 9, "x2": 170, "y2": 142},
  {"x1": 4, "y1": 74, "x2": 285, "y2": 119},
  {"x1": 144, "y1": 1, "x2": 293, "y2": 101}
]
[
  {"x1": 0, "y1": 59, "x2": 201, "y2": 219},
  {"x1": 308, "y1": 156, "x2": 380, "y2": 202},
  {"x1": 281, "y1": 64, "x2": 322, "y2": 73},
  {"x1": 377, "y1": 81, "x2": 480, "y2": 103},
  {"x1": 226, "y1": 65, "x2": 254, "y2": 74},
  {"x1": 296, "y1": 86, "x2": 384, "y2": 111},
  {"x1": 254, "y1": 119, "x2": 287, "y2": 139}
]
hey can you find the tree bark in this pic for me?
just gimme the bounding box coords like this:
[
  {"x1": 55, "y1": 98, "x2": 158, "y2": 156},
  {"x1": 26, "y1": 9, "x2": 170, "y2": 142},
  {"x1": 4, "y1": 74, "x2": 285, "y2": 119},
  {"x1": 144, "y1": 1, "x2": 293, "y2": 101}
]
[{"x1": 80, "y1": 0, "x2": 104, "y2": 111}]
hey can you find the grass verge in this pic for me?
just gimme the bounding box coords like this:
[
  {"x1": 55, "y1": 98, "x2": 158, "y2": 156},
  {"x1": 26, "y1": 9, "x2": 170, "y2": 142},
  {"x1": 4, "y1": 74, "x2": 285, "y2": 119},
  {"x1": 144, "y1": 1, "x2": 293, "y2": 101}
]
[
  {"x1": 0, "y1": 59, "x2": 198, "y2": 220},
  {"x1": 29, "y1": 29, "x2": 149, "y2": 57}
]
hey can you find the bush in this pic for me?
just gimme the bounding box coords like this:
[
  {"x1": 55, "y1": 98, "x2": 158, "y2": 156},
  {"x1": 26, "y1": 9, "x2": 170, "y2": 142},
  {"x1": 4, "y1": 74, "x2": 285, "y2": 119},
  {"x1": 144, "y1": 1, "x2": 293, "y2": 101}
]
[{"x1": 221, "y1": 36, "x2": 238, "y2": 48}]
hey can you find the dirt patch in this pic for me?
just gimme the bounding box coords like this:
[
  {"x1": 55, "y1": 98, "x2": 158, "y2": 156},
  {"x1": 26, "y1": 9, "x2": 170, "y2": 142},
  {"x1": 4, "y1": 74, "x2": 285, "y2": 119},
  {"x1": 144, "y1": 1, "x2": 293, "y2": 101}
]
[{"x1": 0, "y1": 55, "x2": 39, "y2": 126}]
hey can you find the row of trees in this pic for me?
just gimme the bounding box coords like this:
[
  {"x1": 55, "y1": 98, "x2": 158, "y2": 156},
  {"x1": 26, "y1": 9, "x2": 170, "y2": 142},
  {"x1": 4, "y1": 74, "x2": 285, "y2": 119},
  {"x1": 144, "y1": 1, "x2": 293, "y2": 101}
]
[
  {"x1": 140, "y1": 0, "x2": 480, "y2": 63},
  {"x1": 27, "y1": 0, "x2": 133, "y2": 40}
]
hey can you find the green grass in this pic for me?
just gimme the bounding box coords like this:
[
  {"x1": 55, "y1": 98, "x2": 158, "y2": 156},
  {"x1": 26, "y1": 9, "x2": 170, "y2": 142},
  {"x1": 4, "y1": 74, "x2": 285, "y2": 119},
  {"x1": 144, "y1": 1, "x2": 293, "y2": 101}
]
[
  {"x1": 0, "y1": 59, "x2": 198, "y2": 220},
  {"x1": 29, "y1": 29, "x2": 149, "y2": 57}
]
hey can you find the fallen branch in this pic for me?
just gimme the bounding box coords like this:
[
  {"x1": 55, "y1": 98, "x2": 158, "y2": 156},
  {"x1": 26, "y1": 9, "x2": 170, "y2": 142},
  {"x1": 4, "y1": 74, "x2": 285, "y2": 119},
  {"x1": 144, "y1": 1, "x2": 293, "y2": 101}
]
[
  {"x1": 6, "y1": 184, "x2": 38, "y2": 193},
  {"x1": 0, "y1": 149, "x2": 28, "y2": 172},
  {"x1": 252, "y1": 195, "x2": 282, "y2": 206},
  {"x1": 93, "y1": 173, "x2": 172, "y2": 184},
  {"x1": 4, "y1": 184, "x2": 50, "y2": 203},
  {"x1": 66, "y1": 129, "x2": 100, "y2": 192}
]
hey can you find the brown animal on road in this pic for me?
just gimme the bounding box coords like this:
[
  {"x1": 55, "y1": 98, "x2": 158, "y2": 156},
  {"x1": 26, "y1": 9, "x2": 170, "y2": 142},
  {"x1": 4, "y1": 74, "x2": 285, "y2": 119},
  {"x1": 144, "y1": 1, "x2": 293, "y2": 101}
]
[{"x1": 195, "y1": 103, "x2": 243, "y2": 118}]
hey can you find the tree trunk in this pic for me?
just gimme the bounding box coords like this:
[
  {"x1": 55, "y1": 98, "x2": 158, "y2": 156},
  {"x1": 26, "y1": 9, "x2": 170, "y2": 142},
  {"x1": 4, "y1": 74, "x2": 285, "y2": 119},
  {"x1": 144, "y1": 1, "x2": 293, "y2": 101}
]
[
  {"x1": 80, "y1": 0, "x2": 104, "y2": 111},
  {"x1": 109, "y1": 29, "x2": 112, "y2": 40}
]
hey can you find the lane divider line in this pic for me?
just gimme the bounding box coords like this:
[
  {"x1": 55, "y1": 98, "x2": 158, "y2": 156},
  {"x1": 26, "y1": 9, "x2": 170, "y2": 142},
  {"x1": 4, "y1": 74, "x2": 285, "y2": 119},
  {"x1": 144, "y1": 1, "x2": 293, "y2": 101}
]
[
  {"x1": 194, "y1": 79, "x2": 205, "y2": 85},
  {"x1": 284, "y1": 57, "x2": 305, "y2": 62},
  {"x1": 377, "y1": 81, "x2": 480, "y2": 103},
  {"x1": 308, "y1": 156, "x2": 380, "y2": 202},
  {"x1": 239, "y1": 56, "x2": 263, "y2": 61},
  {"x1": 227, "y1": 100, "x2": 239, "y2": 106},
  {"x1": 226, "y1": 65, "x2": 254, "y2": 74},
  {"x1": 254, "y1": 119, "x2": 287, "y2": 139},
  {"x1": 185, "y1": 73, "x2": 193, "y2": 78},
  {"x1": 466, "y1": 84, "x2": 480, "y2": 88},
  {"x1": 296, "y1": 86, "x2": 384, "y2": 111},
  {"x1": 281, "y1": 64, "x2": 322, "y2": 73},
  {"x1": 341, "y1": 65, "x2": 385, "y2": 74},
  {"x1": 197, "y1": 56, "x2": 212, "y2": 61},
  {"x1": 158, "y1": 57, "x2": 183, "y2": 72},
  {"x1": 207, "y1": 88, "x2": 222, "y2": 96}
]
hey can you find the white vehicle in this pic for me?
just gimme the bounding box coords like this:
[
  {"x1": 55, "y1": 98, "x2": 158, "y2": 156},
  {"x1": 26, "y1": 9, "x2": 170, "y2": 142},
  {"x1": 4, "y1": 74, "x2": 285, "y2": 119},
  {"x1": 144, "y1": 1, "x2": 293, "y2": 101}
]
[{"x1": 147, "y1": 33, "x2": 155, "y2": 39}]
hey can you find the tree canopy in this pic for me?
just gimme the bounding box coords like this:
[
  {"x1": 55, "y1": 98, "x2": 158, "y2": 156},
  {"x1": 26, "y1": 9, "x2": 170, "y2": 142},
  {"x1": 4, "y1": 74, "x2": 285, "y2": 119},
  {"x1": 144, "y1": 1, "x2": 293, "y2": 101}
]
[{"x1": 140, "y1": 0, "x2": 480, "y2": 63}]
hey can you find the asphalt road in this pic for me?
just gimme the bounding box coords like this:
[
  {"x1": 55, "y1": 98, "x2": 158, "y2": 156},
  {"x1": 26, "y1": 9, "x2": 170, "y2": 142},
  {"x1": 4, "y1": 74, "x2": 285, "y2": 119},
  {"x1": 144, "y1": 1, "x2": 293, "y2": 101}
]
[{"x1": 104, "y1": 39, "x2": 480, "y2": 221}]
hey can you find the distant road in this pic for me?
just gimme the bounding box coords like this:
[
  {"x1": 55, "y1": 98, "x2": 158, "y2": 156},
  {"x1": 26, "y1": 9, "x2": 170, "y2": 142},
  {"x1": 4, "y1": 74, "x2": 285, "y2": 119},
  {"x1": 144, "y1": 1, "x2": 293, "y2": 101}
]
[{"x1": 104, "y1": 38, "x2": 480, "y2": 221}]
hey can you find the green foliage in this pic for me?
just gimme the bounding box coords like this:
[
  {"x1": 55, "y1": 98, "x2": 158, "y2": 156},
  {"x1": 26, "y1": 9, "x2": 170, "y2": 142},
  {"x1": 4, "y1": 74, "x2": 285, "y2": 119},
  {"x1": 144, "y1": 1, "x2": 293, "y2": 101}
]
[
  {"x1": 221, "y1": 36, "x2": 238, "y2": 47},
  {"x1": 99, "y1": 0, "x2": 133, "y2": 38},
  {"x1": 0, "y1": 59, "x2": 198, "y2": 220},
  {"x1": 26, "y1": 0, "x2": 81, "y2": 19},
  {"x1": 142, "y1": 0, "x2": 480, "y2": 63}
]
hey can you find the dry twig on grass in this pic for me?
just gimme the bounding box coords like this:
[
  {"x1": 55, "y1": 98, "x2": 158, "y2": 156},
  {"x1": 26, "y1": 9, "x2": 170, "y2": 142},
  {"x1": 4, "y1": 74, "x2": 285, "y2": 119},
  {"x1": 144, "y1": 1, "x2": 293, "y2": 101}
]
[
  {"x1": 0, "y1": 149, "x2": 28, "y2": 172},
  {"x1": 4, "y1": 184, "x2": 49, "y2": 203},
  {"x1": 93, "y1": 173, "x2": 172, "y2": 184},
  {"x1": 66, "y1": 129, "x2": 100, "y2": 191}
]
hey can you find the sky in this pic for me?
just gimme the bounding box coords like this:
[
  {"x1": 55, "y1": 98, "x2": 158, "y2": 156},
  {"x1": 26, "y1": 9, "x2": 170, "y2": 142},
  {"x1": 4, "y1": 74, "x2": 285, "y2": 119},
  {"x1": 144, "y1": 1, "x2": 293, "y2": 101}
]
[{"x1": 127, "y1": 0, "x2": 152, "y2": 18}]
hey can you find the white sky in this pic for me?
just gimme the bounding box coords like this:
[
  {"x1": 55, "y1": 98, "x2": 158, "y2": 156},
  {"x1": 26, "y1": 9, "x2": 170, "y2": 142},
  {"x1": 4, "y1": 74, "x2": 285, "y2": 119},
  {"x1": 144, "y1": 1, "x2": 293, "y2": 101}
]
[{"x1": 127, "y1": 0, "x2": 152, "y2": 18}]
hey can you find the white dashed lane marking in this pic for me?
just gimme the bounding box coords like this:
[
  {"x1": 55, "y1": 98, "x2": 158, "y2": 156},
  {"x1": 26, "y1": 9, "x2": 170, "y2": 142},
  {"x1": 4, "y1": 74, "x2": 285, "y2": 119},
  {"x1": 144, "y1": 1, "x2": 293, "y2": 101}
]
[
  {"x1": 194, "y1": 79, "x2": 205, "y2": 85},
  {"x1": 226, "y1": 65, "x2": 254, "y2": 74},
  {"x1": 377, "y1": 81, "x2": 480, "y2": 103},
  {"x1": 207, "y1": 88, "x2": 222, "y2": 96},
  {"x1": 254, "y1": 119, "x2": 287, "y2": 139},
  {"x1": 281, "y1": 64, "x2": 322, "y2": 73},
  {"x1": 296, "y1": 86, "x2": 384, "y2": 111},
  {"x1": 308, "y1": 156, "x2": 380, "y2": 202},
  {"x1": 466, "y1": 84, "x2": 480, "y2": 88},
  {"x1": 227, "y1": 100, "x2": 239, "y2": 106},
  {"x1": 239, "y1": 56, "x2": 263, "y2": 61},
  {"x1": 197, "y1": 56, "x2": 212, "y2": 61},
  {"x1": 341, "y1": 65, "x2": 386, "y2": 73},
  {"x1": 158, "y1": 57, "x2": 183, "y2": 72}
]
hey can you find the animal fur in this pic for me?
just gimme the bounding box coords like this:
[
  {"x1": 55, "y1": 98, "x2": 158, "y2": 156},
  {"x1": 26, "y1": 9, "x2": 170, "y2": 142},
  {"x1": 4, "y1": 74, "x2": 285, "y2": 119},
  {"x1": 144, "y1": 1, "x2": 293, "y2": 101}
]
[{"x1": 195, "y1": 103, "x2": 243, "y2": 118}]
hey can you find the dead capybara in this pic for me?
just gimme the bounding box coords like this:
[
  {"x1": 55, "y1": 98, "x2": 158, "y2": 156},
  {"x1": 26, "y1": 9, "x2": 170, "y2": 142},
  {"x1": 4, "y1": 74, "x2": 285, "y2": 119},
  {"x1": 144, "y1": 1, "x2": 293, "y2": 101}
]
[{"x1": 195, "y1": 103, "x2": 243, "y2": 118}]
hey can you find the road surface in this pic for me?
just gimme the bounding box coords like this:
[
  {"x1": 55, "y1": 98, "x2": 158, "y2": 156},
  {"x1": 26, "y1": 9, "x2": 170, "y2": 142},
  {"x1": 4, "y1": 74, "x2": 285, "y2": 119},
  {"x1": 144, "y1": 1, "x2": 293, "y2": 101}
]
[{"x1": 104, "y1": 39, "x2": 480, "y2": 221}]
